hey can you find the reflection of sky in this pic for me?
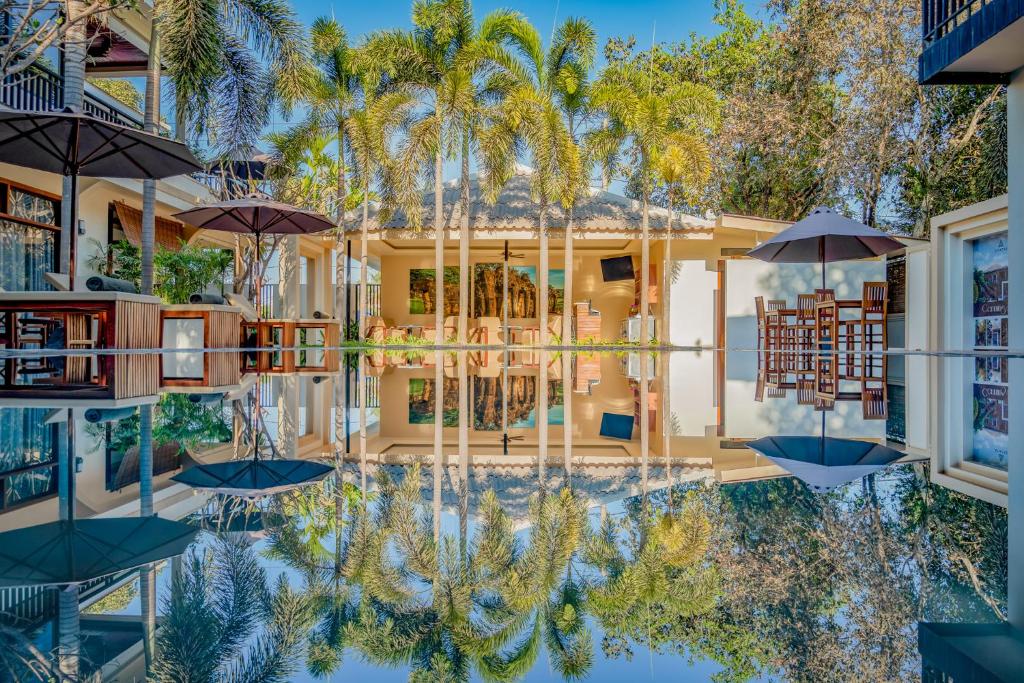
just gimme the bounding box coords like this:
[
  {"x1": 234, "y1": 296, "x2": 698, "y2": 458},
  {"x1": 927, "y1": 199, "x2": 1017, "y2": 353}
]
[
  {"x1": 972, "y1": 428, "x2": 1009, "y2": 469},
  {"x1": 972, "y1": 232, "x2": 1008, "y2": 272}
]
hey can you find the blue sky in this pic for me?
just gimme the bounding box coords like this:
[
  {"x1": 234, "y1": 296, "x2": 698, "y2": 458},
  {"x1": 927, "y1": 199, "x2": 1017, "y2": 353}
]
[{"x1": 266, "y1": 0, "x2": 754, "y2": 136}]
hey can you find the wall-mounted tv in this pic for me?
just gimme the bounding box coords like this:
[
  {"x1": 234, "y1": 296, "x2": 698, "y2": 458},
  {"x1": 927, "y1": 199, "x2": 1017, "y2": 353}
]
[{"x1": 600, "y1": 255, "x2": 635, "y2": 282}]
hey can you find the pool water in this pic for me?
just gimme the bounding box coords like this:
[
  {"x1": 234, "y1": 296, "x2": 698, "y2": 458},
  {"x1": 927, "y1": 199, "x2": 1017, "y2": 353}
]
[{"x1": 0, "y1": 349, "x2": 1011, "y2": 682}]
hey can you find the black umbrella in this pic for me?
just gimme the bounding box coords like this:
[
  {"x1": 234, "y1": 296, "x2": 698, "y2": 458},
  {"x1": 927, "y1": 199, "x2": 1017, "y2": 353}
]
[
  {"x1": 173, "y1": 195, "x2": 334, "y2": 320},
  {"x1": 0, "y1": 516, "x2": 198, "y2": 587},
  {"x1": 747, "y1": 435, "x2": 904, "y2": 492},
  {"x1": 0, "y1": 107, "x2": 203, "y2": 290},
  {"x1": 747, "y1": 206, "x2": 904, "y2": 288},
  {"x1": 171, "y1": 458, "x2": 333, "y2": 498}
]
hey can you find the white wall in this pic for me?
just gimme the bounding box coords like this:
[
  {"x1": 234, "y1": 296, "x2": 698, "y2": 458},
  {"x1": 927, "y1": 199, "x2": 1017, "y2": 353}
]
[
  {"x1": 668, "y1": 352, "x2": 717, "y2": 436},
  {"x1": 669, "y1": 260, "x2": 718, "y2": 347},
  {"x1": 724, "y1": 258, "x2": 885, "y2": 351},
  {"x1": 903, "y1": 246, "x2": 931, "y2": 451}
]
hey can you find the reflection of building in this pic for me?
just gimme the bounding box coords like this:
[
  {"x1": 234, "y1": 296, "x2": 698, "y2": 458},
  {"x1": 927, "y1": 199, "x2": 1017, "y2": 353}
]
[{"x1": 346, "y1": 350, "x2": 906, "y2": 491}]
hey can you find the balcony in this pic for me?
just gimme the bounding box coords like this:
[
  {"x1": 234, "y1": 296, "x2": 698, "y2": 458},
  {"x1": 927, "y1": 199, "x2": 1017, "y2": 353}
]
[
  {"x1": 920, "y1": 0, "x2": 1024, "y2": 84},
  {"x1": 1, "y1": 62, "x2": 144, "y2": 129}
]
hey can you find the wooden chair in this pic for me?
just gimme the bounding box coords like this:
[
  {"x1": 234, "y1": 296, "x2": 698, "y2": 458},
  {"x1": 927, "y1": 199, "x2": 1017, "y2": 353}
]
[
  {"x1": 787, "y1": 294, "x2": 817, "y2": 351},
  {"x1": 814, "y1": 289, "x2": 836, "y2": 350},
  {"x1": 862, "y1": 386, "x2": 887, "y2": 420},
  {"x1": 364, "y1": 316, "x2": 388, "y2": 342},
  {"x1": 842, "y1": 281, "x2": 888, "y2": 352},
  {"x1": 468, "y1": 317, "x2": 501, "y2": 345},
  {"x1": 755, "y1": 296, "x2": 783, "y2": 350},
  {"x1": 423, "y1": 316, "x2": 458, "y2": 344}
]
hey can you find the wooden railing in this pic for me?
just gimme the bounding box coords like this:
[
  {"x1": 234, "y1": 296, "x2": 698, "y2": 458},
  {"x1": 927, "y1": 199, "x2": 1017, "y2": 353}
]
[
  {"x1": 921, "y1": 0, "x2": 992, "y2": 45},
  {"x1": 1, "y1": 62, "x2": 145, "y2": 129}
]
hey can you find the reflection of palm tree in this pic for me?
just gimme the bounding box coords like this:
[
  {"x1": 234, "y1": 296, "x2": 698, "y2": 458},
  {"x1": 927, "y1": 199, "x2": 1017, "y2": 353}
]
[
  {"x1": 478, "y1": 488, "x2": 593, "y2": 680},
  {"x1": 151, "y1": 536, "x2": 314, "y2": 682},
  {"x1": 583, "y1": 494, "x2": 718, "y2": 656}
]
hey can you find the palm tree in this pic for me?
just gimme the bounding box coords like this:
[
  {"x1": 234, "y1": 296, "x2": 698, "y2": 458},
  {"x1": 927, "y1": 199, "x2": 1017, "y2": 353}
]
[
  {"x1": 589, "y1": 67, "x2": 719, "y2": 346},
  {"x1": 583, "y1": 495, "x2": 719, "y2": 655},
  {"x1": 478, "y1": 17, "x2": 593, "y2": 345},
  {"x1": 473, "y1": 487, "x2": 593, "y2": 680},
  {"x1": 151, "y1": 536, "x2": 314, "y2": 682},
  {"x1": 364, "y1": 0, "x2": 471, "y2": 342},
  {"x1": 366, "y1": 1, "x2": 524, "y2": 343},
  {"x1": 654, "y1": 132, "x2": 712, "y2": 346},
  {"x1": 276, "y1": 17, "x2": 363, "y2": 328},
  {"x1": 346, "y1": 81, "x2": 417, "y2": 339}
]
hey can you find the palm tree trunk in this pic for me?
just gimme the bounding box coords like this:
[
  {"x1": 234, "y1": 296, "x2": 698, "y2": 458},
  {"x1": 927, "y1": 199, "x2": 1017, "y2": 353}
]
[
  {"x1": 433, "y1": 351, "x2": 443, "y2": 542},
  {"x1": 562, "y1": 351, "x2": 572, "y2": 485},
  {"x1": 640, "y1": 191, "x2": 650, "y2": 347},
  {"x1": 434, "y1": 114, "x2": 444, "y2": 342},
  {"x1": 458, "y1": 351, "x2": 469, "y2": 565},
  {"x1": 538, "y1": 349, "x2": 548, "y2": 483},
  {"x1": 459, "y1": 129, "x2": 470, "y2": 344},
  {"x1": 640, "y1": 350, "x2": 649, "y2": 494},
  {"x1": 562, "y1": 208, "x2": 574, "y2": 343},
  {"x1": 141, "y1": 18, "x2": 161, "y2": 295},
  {"x1": 359, "y1": 177, "x2": 369, "y2": 341},
  {"x1": 663, "y1": 206, "x2": 672, "y2": 346},
  {"x1": 359, "y1": 355, "x2": 367, "y2": 502},
  {"x1": 60, "y1": 0, "x2": 87, "y2": 281},
  {"x1": 336, "y1": 123, "x2": 348, "y2": 328},
  {"x1": 538, "y1": 201, "x2": 548, "y2": 345}
]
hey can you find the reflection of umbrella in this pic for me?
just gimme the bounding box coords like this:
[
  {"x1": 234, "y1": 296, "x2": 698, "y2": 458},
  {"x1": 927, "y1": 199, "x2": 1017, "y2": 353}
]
[
  {"x1": 746, "y1": 435, "x2": 903, "y2": 492},
  {"x1": 173, "y1": 196, "x2": 334, "y2": 320},
  {"x1": 0, "y1": 107, "x2": 203, "y2": 289},
  {"x1": 171, "y1": 459, "x2": 333, "y2": 498},
  {"x1": 747, "y1": 206, "x2": 904, "y2": 287},
  {"x1": 0, "y1": 516, "x2": 198, "y2": 587}
]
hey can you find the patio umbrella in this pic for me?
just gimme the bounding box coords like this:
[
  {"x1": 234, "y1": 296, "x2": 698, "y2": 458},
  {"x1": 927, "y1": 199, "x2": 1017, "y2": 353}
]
[
  {"x1": 0, "y1": 107, "x2": 203, "y2": 290},
  {"x1": 746, "y1": 435, "x2": 904, "y2": 492},
  {"x1": 172, "y1": 195, "x2": 334, "y2": 320},
  {"x1": 0, "y1": 516, "x2": 198, "y2": 587},
  {"x1": 171, "y1": 458, "x2": 333, "y2": 498},
  {"x1": 746, "y1": 206, "x2": 904, "y2": 288}
]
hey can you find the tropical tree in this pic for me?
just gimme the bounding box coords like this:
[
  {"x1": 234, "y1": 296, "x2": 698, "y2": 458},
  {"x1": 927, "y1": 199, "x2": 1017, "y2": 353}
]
[
  {"x1": 346, "y1": 83, "x2": 418, "y2": 339},
  {"x1": 158, "y1": 0, "x2": 306, "y2": 151},
  {"x1": 276, "y1": 17, "x2": 364, "y2": 324},
  {"x1": 589, "y1": 67, "x2": 719, "y2": 345},
  {"x1": 478, "y1": 16, "x2": 594, "y2": 344},
  {"x1": 151, "y1": 536, "x2": 314, "y2": 682},
  {"x1": 477, "y1": 487, "x2": 594, "y2": 680},
  {"x1": 367, "y1": 0, "x2": 525, "y2": 342}
]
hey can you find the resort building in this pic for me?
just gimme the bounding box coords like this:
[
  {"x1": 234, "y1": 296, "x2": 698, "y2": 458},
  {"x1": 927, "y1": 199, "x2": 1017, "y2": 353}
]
[
  {"x1": 916, "y1": 0, "x2": 1024, "y2": 671},
  {"x1": 350, "y1": 168, "x2": 792, "y2": 346}
]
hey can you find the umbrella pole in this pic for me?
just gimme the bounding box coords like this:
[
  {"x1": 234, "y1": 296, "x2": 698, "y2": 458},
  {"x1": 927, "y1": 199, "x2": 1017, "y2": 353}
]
[
  {"x1": 67, "y1": 172, "x2": 78, "y2": 292},
  {"x1": 819, "y1": 237, "x2": 826, "y2": 291}
]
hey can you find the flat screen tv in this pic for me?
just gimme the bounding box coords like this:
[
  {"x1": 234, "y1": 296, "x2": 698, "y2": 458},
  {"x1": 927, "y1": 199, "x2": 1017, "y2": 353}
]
[{"x1": 600, "y1": 255, "x2": 635, "y2": 282}]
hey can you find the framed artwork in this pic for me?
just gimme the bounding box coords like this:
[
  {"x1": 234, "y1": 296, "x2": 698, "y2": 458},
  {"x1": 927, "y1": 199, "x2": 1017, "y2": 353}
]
[{"x1": 409, "y1": 267, "x2": 460, "y2": 315}]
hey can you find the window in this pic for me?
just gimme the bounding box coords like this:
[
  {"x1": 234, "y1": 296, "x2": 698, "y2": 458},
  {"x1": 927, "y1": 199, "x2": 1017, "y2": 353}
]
[
  {"x1": 0, "y1": 179, "x2": 60, "y2": 291},
  {"x1": 969, "y1": 231, "x2": 1009, "y2": 471}
]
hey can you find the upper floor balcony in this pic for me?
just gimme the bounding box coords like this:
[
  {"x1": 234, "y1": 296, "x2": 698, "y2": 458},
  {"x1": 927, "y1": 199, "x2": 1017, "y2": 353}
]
[
  {"x1": 920, "y1": 0, "x2": 1024, "y2": 84},
  {"x1": 1, "y1": 61, "x2": 144, "y2": 129}
]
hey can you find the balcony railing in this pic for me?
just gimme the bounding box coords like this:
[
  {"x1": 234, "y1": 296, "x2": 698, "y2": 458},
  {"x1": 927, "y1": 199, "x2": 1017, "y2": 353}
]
[
  {"x1": 922, "y1": 0, "x2": 993, "y2": 45},
  {"x1": 1, "y1": 62, "x2": 144, "y2": 129}
]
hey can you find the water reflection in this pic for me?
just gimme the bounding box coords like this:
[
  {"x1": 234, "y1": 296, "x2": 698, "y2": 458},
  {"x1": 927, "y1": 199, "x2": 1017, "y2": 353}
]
[{"x1": 0, "y1": 349, "x2": 1012, "y2": 681}]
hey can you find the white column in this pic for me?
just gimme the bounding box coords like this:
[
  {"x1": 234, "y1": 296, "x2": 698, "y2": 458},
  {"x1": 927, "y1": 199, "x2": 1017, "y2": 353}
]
[
  {"x1": 1006, "y1": 66, "x2": 1024, "y2": 628},
  {"x1": 278, "y1": 236, "x2": 301, "y2": 320},
  {"x1": 277, "y1": 375, "x2": 299, "y2": 458}
]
